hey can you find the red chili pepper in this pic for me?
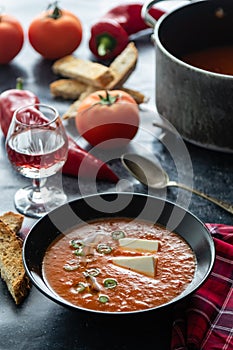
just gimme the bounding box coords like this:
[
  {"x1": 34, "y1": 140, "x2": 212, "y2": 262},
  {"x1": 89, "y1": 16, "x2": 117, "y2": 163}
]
[
  {"x1": 89, "y1": 19, "x2": 129, "y2": 61},
  {"x1": 104, "y1": 3, "x2": 164, "y2": 35},
  {"x1": 62, "y1": 136, "x2": 119, "y2": 183},
  {"x1": 89, "y1": 3, "x2": 165, "y2": 60},
  {"x1": 0, "y1": 77, "x2": 40, "y2": 137}
]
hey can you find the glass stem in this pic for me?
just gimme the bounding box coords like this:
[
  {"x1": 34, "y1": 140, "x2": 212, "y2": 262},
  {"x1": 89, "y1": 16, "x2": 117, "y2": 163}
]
[{"x1": 30, "y1": 178, "x2": 47, "y2": 204}]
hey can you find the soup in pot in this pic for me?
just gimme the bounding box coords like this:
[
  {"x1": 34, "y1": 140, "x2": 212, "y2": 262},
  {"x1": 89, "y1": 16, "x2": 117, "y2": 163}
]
[
  {"x1": 181, "y1": 45, "x2": 233, "y2": 75},
  {"x1": 43, "y1": 218, "x2": 196, "y2": 312}
]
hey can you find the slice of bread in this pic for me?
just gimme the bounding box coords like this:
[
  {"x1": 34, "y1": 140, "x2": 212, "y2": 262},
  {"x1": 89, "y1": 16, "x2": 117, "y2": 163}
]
[
  {"x1": 52, "y1": 55, "x2": 114, "y2": 88},
  {"x1": 51, "y1": 43, "x2": 146, "y2": 119},
  {"x1": 50, "y1": 79, "x2": 87, "y2": 100},
  {"x1": 0, "y1": 211, "x2": 24, "y2": 234},
  {"x1": 50, "y1": 79, "x2": 147, "y2": 104},
  {"x1": 62, "y1": 85, "x2": 97, "y2": 119},
  {"x1": 121, "y1": 87, "x2": 148, "y2": 104},
  {"x1": 0, "y1": 213, "x2": 30, "y2": 304},
  {"x1": 51, "y1": 42, "x2": 139, "y2": 99},
  {"x1": 107, "y1": 42, "x2": 138, "y2": 89}
]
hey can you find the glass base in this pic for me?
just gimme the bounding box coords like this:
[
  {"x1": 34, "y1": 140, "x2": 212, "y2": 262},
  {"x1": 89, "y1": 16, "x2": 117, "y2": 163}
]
[{"x1": 14, "y1": 185, "x2": 67, "y2": 218}]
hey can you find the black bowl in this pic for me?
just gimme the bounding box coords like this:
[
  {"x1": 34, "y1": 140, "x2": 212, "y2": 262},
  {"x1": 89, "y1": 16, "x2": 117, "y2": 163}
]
[{"x1": 23, "y1": 192, "x2": 215, "y2": 316}]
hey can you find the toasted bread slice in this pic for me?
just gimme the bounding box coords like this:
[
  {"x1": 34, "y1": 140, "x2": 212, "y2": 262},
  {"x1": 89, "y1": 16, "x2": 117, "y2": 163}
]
[
  {"x1": 121, "y1": 87, "x2": 148, "y2": 104},
  {"x1": 0, "y1": 211, "x2": 24, "y2": 234},
  {"x1": 50, "y1": 79, "x2": 87, "y2": 100},
  {"x1": 0, "y1": 214, "x2": 30, "y2": 304},
  {"x1": 51, "y1": 79, "x2": 147, "y2": 110},
  {"x1": 63, "y1": 99, "x2": 82, "y2": 119},
  {"x1": 52, "y1": 55, "x2": 114, "y2": 88},
  {"x1": 107, "y1": 42, "x2": 138, "y2": 89},
  {"x1": 52, "y1": 42, "x2": 146, "y2": 119},
  {"x1": 51, "y1": 42, "x2": 139, "y2": 99},
  {"x1": 62, "y1": 85, "x2": 97, "y2": 119}
]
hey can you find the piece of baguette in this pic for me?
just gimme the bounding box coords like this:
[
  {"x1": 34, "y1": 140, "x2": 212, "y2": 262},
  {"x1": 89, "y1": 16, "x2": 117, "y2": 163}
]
[
  {"x1": 107, "y1": 42, "x2": 138, "y2": 89},
  {"x1": 121, "y1": 87, "x2": 148, "y2": 104},
  {"x1": 0, "y1": 213, "x2": 30, "y2": 305},
  {"x1": 0, "y1": 211, "x2": 24, "y2": 234},
  {"x1": 62, "y1": 85, "x2": 97, "y2": 119},
  {"x1": 52, "y1": 55, "x2": 114, "y2": 88},
  {"x1": 50, "y1": 78, "x2": 147, "y2": 106},
  {"x1": 63, "y1": 99, "x2": 83, "y2": 119},
  {"x1": 51, "y1": 42, "x2": 139, "y2": 99},
  {"x1": 50, "y1": 79, "x2": 87, "y2": 100},
  {"x1": 52, "y1": 42, "x2": 146, "y2": 119}
]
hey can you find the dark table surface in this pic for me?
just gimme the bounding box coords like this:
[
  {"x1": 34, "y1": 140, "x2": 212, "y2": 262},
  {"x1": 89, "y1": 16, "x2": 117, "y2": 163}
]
[{"x1": 0, "y1": 1, "x2": 232, "y2": 349}]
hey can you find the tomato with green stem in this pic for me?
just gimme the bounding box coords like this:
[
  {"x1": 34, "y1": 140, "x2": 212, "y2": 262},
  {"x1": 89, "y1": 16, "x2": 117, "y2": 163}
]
[
  {"x1": 28, "y1": 2, "x2": 82, "y2": 60},
  {"x1": 75, "y1": 90, "x2": 140, "y2": 149}
]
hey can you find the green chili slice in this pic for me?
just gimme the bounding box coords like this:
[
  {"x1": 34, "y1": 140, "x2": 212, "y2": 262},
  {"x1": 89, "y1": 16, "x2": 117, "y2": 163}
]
[
  {"x1": 103, "y1": 278, "x2": 117, "y2": 289},
  {"x1": 74, "y1": 247, "x2": 84, "y2": 256},
  {"x1": 70, "y1": 239, "x2": 84, "y2": 249},
  {"x1": 111, "y1": 230, "x2": 125, "y2": 240},
  {"x1": 85, "y1": 268, "x2": 100, "y2": 277},
  {"x1": 63, "y1": 263, "x2": 79, "y2": 271},
  {"x1": 97, "y1": 243, "x2": 112, "y2": 254},
  {"x1": 98, "y1": 294, "x2": 109, "y2": 303},
  {"x1": 75, "y1": 282, "x2": 87, "y2": 293}
]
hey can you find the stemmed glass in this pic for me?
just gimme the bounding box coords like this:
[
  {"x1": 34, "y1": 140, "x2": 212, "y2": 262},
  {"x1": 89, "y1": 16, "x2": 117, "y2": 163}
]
[{"x1": 6, "y1": 103, "x2": 69, "y2": 218}]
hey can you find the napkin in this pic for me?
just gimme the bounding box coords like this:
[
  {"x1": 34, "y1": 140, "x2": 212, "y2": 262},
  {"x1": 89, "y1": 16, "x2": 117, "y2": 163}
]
[{"x1": 171, "y1": 223, "x2": 233, "y2": 350}]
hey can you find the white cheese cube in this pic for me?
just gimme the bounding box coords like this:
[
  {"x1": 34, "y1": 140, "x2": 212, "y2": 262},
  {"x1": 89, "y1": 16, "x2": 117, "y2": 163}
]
[
  {"x1": 119, "y1": 238, "x2": 159, "y2": 252},
  {"x1": 111, "y1": 255, "x2": 157, "y2": 277}
]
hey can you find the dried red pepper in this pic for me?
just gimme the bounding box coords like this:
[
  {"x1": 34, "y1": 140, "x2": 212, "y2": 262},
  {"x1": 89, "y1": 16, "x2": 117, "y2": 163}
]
[
  {"x1": 0, "y1": 78, "x2": 40, "y2": 137},
  {"x1": 89, "y1": 3, "x2": 165, "y2": 60}
]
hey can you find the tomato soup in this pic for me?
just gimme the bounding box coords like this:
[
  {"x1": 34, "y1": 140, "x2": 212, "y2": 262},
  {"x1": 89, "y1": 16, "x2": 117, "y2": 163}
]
[
  {"x1": 43, "y1": 218, "x2": 196, "y2": 312},
  {"x1": 181, "y1": 45, "x2": 233, "y2": 75}
]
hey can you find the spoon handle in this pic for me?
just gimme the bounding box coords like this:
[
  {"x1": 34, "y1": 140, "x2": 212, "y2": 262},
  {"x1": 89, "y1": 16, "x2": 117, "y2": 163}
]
[{"x1": 168, "y1": 181, "x2": 233, "y2": 215}]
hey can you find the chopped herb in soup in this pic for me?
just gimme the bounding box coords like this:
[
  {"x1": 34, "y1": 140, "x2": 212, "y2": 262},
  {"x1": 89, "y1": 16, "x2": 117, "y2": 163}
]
[{"x1": 42, "y1": 218, "x2": 196, "y2": 312}]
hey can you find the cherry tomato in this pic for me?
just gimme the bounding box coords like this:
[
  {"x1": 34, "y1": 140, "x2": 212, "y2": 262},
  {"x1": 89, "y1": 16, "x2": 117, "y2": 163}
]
[
  {"x1": 28, "y1": 4, "x2": 82, "y2": 60},
  {"x1": 0, "y1": 14, "x2": 24, "y2": 64},
  {"x1": 75, "y1": 90, "x2": 140, "y2": 148}
]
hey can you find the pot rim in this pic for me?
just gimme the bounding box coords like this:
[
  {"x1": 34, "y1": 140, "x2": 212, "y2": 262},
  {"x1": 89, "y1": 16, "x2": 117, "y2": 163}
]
[{"x1": 153, "y1": 0, "x2": 233, "y2": 79}]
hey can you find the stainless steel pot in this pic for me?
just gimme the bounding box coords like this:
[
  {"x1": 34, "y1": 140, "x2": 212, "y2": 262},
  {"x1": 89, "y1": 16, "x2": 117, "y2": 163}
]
[{"x1": 142, "y1": 0, "x2": 233, "y2": 153}]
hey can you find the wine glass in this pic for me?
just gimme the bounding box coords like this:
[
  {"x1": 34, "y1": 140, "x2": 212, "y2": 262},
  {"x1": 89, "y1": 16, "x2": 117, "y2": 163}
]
[{"x1": 6, "y1": 103, "x2": 69, "y2": 218}]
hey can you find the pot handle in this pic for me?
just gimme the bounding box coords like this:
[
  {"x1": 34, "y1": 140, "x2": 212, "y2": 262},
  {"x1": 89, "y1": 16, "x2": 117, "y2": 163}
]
[
  {"x1": 141, "y1": 0, "x2": 164, "y2": 28},
  {"x1": 142, "y1": 0, "x2": 190, "y2": 28}
]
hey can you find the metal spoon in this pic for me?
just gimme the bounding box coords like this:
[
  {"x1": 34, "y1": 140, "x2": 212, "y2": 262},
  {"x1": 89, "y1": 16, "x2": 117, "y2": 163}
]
[{"x1": 121, "y1": 153, "x2": 233, "y2": 215}]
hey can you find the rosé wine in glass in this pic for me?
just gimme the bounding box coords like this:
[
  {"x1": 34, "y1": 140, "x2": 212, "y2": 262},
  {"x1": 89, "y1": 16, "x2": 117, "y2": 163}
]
[{"x1": 6, "y1": 103, "x2": 68, "y2": 218}]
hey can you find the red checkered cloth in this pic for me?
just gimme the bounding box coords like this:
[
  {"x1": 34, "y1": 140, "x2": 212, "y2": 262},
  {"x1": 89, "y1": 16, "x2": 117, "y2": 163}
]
[{"x1": 171, "y1": 224, "x2": 233, "y2": 350}]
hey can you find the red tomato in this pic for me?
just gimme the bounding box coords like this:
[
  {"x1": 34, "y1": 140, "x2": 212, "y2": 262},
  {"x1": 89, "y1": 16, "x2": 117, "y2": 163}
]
[
  {"x1": 28, "y1": 5, "x2": 82, "y2": 60},
  {"x1": 75, "y1": 90, "x2": 140, "y2": 148},
  {"x1": 0, "y1": 14, "x2": 24, "y2": 64}
]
